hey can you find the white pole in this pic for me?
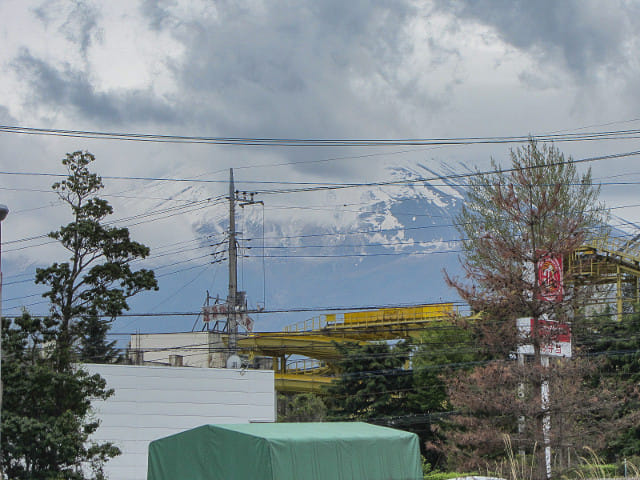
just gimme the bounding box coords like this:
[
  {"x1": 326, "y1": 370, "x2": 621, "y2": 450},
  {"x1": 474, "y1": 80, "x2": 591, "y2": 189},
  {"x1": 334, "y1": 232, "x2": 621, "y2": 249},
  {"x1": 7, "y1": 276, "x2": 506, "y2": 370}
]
[
  {"x1": 541, "y1": 354, "x2": 551, "y2": 479},
  {"x1": 517, "y1": 352, "x2": 526, "y2": 458}
]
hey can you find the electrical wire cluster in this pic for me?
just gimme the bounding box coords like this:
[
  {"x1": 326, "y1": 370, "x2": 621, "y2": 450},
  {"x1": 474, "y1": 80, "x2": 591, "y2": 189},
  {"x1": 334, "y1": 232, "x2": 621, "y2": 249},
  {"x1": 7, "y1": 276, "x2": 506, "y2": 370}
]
[
  {"x1": 3, "y1": 124, "x2": 640, "y2": 146},
  {"x1": 2, "y1": 121, "x2": 640, "y2": 323}
]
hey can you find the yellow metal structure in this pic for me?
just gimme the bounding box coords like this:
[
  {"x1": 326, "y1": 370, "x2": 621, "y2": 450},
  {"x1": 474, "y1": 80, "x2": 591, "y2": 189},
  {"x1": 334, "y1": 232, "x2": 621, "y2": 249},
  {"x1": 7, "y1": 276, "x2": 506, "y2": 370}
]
[
  {"x1": 240, "y1": 303, "x2": 456, "y2": 394},
  {"x1": 275, "y1": 373, "x2": 334, "y2": 393},
  {"x1": 237, "y1": 238, "x2": 640, "y2": 394},
  {"x1": 238, "y1": 333, "x2": 363, "y2": 361},
  {"x1": 282, "y1": 303, "x2": 456, "y2": 340},
  {"x1": 568, "y1": 237, "x2": 640, "y2": 320}
]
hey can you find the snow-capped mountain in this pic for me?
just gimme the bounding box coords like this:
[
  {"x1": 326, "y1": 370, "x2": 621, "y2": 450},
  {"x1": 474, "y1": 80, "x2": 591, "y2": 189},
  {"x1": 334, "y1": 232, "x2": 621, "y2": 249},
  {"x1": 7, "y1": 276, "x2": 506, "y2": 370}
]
[
  {"x1": 3, "y1": 161, "x2": 469, "y2": 334},
  {"x1": 183, "y1": 162, "x2": 467, "y2": 332}
]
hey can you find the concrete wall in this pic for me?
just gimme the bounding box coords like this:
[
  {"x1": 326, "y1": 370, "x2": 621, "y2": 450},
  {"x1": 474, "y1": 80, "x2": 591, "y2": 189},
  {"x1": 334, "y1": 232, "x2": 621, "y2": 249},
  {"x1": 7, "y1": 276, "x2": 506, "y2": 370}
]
[
  {"x1": 83, "y1": 363, "x2": 275, "y2": 480},
  {"x1": 128, "y1": 332, "x2": 227, "y2": 368}
]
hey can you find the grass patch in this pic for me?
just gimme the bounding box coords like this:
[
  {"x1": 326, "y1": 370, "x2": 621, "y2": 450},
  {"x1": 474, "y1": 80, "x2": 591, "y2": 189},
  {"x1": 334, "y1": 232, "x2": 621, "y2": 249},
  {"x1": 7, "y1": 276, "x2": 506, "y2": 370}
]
[
  {"x1": 422, "y1": 456, "x2": 477, "y2": 480},
  {"x1": 563, "y1": 448, "x2": 639, "y2": 480}
]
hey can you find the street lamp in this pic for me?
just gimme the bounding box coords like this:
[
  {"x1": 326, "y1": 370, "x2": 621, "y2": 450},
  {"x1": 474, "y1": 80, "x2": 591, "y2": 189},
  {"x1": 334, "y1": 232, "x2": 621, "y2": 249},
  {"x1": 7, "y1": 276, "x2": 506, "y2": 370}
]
[{"x1": 0, "y1": 203, "x2": 9, "y2": 472}]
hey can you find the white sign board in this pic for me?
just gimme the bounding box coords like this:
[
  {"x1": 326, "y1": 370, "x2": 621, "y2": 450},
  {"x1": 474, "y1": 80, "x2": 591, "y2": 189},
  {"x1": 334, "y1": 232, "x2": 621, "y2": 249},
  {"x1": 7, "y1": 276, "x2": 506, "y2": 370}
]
[
  {"x1": 202, "y1": 303, "x2": 228, "y2": 322},
  {"x1": 238, "y1": 313, "x2": 254, "y2": 332},
  {"x1": 517, "y1": 317, "x2": 572, "y2": 358}
]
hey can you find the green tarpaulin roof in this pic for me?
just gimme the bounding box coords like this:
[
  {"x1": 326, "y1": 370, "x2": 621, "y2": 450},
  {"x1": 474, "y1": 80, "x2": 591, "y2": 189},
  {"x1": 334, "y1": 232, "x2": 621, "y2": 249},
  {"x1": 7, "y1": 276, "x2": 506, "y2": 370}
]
[{"x1": 147, "y1": 422, "x2": 422, "y2": 480}]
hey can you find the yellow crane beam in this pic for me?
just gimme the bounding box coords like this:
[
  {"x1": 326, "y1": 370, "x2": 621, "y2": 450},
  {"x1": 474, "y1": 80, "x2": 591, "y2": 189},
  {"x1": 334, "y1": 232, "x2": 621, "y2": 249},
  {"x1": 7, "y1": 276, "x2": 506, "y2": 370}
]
[
  {"x1": 244, "y1": 239, "x2": 640, "y2": 394},
  {"x1": 569, "y1": 237, "x2": 640, "y2": 320},
  {"x1": 275, "y1": 373, "x2": 333, "y2": 394},
  {"x1": 237, "y1": 333, "x2": 365, "y2": 361},
  {"x1": 240, "y1": 303, "x2": 458, "y2": 393}
]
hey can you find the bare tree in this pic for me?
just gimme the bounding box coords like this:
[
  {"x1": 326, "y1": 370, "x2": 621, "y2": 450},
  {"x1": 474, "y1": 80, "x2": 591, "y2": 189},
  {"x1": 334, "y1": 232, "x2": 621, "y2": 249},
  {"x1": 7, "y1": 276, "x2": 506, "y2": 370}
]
[{"x1": 444, "y1": 140, "x2": 612, "y2": 478}]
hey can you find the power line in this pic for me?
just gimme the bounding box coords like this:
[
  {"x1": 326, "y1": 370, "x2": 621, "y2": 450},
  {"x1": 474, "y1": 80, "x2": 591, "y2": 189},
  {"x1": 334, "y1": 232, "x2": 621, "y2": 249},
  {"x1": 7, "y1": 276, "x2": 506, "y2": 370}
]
[
  {"x1": 254, "y1": 150, "x2": 640, "y2": 195},
  {"x1": 4, "y1": 225, "x2": 637, "y2": 308},
  {"x1": 1, "y1": 148, "x2": 635, "y2": 251},
  {"x1": 5, "y1": 229, "x2": 638, "y2": 306},
  {"x1": 3, "y1": 196, "x2": 226, "y2": 251},
  {"x1": 4, "y1": 124, "x2": 640, "y2": 146},
  {"x1": 4, "y1": 167, "x2": 640, "y2": 191},
  {"x1": 244, "y1": 250, "x2": 459, "y2": 259}
]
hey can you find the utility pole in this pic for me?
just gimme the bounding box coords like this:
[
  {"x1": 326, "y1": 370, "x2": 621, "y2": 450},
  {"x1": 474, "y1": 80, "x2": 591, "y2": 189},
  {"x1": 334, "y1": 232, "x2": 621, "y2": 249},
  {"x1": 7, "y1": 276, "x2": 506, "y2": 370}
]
[
  {"x1": 225, "y1": 170, "x2": 262, "y2": 367},
  {"x1": 227, "y1": 169, "x2": 238, "y2": 358},
  {"x1": 541, "y1": 355, "x2": 551, "y2": 480}
]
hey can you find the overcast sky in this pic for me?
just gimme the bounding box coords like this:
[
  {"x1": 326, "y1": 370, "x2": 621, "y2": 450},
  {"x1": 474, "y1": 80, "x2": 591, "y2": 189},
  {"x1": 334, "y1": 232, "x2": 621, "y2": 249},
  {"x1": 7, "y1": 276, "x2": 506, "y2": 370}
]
[{"x1": 1, "y1": 1, "x2": 639, "y2": 329}]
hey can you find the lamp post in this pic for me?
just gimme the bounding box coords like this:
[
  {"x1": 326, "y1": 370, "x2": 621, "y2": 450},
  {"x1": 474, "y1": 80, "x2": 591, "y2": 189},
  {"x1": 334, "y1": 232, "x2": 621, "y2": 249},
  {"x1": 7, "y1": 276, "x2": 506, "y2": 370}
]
[{"x1": 0, "y1": 203, "x2": 9, "y2": 473}]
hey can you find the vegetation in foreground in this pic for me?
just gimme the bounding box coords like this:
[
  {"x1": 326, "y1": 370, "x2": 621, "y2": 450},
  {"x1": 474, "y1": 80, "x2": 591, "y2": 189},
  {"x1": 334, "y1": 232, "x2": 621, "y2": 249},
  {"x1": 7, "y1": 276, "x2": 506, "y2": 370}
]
[{"x1": 1, "y1": 151, "x2": 157, "y2": 479}]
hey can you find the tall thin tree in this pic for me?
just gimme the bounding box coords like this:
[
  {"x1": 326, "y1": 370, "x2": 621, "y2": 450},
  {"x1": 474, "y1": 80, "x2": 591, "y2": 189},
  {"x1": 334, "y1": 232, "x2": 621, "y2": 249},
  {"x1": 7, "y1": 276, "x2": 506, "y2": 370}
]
[
  {"x1": 444, "y1": 140, "x2": 610, "y2": 477},
  {"x1": 35, "y1": 151, "x2": 158, "y2": 363}
]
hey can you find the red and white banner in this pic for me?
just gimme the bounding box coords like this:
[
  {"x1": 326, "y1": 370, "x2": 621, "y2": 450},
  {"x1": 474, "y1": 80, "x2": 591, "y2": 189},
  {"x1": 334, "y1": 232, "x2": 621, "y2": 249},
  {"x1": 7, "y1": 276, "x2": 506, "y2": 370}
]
[
  {"x1": 517, "y1": 317, "x2": 571, "y2": 357},
  {"x1": 238, "y1": 314, "x2": 254, "y2": 333},
  {"x1": 202, "y1": 304, "x2": 228, "y2": 323},
  {"x1": 537, "y1": 254, "x2": 564, "y2": 303},
  {"x1": 203, "y1": 304, "x2": 254, "y2": 332}
]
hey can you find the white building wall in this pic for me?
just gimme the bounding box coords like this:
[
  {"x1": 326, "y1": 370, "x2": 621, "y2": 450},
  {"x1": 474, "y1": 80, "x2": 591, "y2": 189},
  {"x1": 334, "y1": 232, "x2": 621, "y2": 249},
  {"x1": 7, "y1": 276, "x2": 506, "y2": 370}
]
[
  {"x1": 83, "y1": 363, "x2": 275, "y2": 480},
  {"x1": 128, "y1": 332, "x2": 226, "y2": 368}
]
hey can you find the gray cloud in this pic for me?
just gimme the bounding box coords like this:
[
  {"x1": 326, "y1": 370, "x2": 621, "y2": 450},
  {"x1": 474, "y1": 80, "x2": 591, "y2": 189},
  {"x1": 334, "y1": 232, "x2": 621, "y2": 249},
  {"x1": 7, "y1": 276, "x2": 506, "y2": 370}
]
[
  {"x1": 12, "y1": 49, "x2": 178, "y2": 125},
  {"x1": 0, "y1": 105, "x2": 17, "y2": 123},
  {"x1": 61, "y1": 1, "x2": 101, "y2": 57},
  {"x1": 140, "y1": 0, "x2": 174, "y2": 31},
  {"x1": 435, "y1": 0, "x2": 639, "y2": 79},
  {"x1": 134, "y1": 0, "x2": 453, "y2": 177},
  {"x1": 139, "y1": 1, "x2": 423, "y2": 138},
  {"x1": 34, "y1": 0, "x2": 102, "y2": 58}
]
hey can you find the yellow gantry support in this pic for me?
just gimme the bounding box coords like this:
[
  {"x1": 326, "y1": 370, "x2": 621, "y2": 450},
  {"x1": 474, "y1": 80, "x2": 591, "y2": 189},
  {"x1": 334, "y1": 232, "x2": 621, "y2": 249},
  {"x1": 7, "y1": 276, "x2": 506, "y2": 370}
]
[
  {"x1": 238, "y1": 237, "x2": 640, "y2": 394},
  {"x1": 239, "y1": 303, "x2": 456, "y2": 394},
  {"x1": 237, "y1": 333, "x2": 365, "y2": 361},
  {"x1": 569, "y1": 237, "x2": 640, "y2": 320},
  {"x1": 275, "y1": 373, "x2": 334, "y2": 394}
]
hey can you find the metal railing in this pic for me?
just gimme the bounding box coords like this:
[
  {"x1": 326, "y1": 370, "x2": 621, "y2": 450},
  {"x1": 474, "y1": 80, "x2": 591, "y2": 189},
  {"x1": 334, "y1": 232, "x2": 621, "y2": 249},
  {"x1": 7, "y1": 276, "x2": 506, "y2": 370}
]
[
  {"x1": 583, "y1": 236, "x2": 640, "y2": 263},
  {"x1": 283, "y1": 315, "x2": 332, "y2": 333},
  {"x1": 285, "y1": 358, "x2": 327, "y2": 375},
  {"x1": 282, "y1": 303, "x2": 458, "y2": 334}
]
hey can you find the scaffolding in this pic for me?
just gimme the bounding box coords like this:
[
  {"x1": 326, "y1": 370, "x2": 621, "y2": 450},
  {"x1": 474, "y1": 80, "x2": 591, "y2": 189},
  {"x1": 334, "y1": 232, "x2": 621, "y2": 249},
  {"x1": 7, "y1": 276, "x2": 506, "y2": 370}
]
[
  {"x1": 568, "y1": 236, "x2": 640, "y2": 320},
  {"x1": 238, "y1": 303, "x2": 456, "y2": 393},
  {"x1": 236, "y1": 237, "x2": 640, "y2": 394}
]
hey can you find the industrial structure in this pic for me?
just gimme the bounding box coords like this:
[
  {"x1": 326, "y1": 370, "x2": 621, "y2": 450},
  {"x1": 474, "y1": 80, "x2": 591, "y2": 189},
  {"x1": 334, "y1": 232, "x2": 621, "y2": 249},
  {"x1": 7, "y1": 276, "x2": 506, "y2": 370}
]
[
  {"x1": 239, "y1": 303, "x2": 458, "y2": 393},
  {"x1": 570, "y1": 236, "x2": 640, "y2": 320},
  {"x1": 128, "y1": 233, "x2": 640, "y2": 394},
  {"x1": 127, "y1": 171, "x2": 640, "y2": 394}
]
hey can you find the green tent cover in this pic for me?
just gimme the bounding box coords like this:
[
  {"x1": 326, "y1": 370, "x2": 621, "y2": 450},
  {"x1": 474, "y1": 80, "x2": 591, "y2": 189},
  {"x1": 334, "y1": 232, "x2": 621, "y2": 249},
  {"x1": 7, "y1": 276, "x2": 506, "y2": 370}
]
[{"x1": 147, "y1": 422, "x2": 422, "y2": 480}]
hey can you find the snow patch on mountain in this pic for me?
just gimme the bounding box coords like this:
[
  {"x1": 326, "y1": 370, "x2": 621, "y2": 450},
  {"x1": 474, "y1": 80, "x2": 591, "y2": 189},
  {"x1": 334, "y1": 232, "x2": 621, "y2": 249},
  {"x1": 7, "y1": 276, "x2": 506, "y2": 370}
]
[{"x1": 223, "y1": 162, "x2": 467, "y2": 264}]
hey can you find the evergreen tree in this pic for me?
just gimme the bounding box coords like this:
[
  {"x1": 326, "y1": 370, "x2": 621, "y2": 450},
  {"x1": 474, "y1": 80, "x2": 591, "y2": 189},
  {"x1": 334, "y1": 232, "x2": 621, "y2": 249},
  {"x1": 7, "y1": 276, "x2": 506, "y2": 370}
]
[
  {"x1": 77, "y1": 316, "x2": 121, "y2": 364},
  {"x1": 35, "y1": 151, "x2": 157, "y2": 363},
  {"x1": 326, "y1": 340, "x2": 447, "y2": 463},
  {"x1": 1, "y1": 151, "x2": 158, "y2": 478},
  {"x1": 278, "y1": 393, "x2": 327, "y2": 422},
  {"x1": 1, "y1": 312, "x2": 120, "y2": 479},
  {"x1": 410, "y1": 320, "x2": 479, "y2": 467},
  {"x1": 584, "y1": 306, "x2": 640, "y2": 460},
  {"x1": 326, "y1": 341, "x2": 413, "y2": 421}
]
